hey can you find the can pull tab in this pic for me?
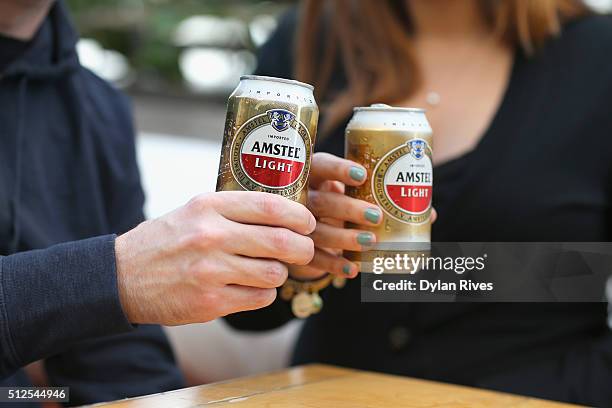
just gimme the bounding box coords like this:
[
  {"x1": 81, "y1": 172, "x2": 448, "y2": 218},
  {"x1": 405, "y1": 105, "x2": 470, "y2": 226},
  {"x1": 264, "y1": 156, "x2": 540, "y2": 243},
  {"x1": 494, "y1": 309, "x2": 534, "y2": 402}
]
[{"x1": 370, "y1": 103, "x2": 392, "y2": 108}]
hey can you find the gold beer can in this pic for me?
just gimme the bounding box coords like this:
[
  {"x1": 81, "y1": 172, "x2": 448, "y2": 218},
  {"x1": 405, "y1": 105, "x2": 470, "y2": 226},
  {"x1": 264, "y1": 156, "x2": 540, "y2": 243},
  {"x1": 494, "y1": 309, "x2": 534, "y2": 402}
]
[
  {"x1": 216, "y1": 75, "x2": 319, "y2": 205},
  {"x1": 345, "y1": 104, "x2": 433, "y2": 272}
]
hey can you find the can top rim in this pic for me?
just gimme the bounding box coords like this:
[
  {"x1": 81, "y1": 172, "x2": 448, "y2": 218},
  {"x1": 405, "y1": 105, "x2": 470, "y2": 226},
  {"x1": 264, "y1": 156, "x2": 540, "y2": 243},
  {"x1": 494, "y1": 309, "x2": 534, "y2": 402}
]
[
  {"x1": 240, "y1": 75, "x2": 314, "y2": 91},
  {"x1": 354, "y1": 104, "x2": 426, "y2": 113}
]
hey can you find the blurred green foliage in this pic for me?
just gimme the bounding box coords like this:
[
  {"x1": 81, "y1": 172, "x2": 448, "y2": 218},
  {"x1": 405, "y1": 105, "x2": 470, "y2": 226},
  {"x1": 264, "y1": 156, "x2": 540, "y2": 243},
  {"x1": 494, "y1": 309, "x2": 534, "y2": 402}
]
[{"x1": 65, "y1": 0, "x2": 291, "y2": 88}]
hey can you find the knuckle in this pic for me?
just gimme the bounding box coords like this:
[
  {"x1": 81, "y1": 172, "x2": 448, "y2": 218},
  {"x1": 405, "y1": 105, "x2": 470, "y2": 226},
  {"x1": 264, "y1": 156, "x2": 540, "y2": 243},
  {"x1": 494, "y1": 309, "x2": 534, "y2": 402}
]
[
  {"x1": 270, "y1": 228, "x2": 291, "y2": 252},
  {"x1": 186, "y1": 261, "x2": 203, "y2": 281},
  {"x1": 187, "y1": 193, "x2": 213, "y2": 211},
  {"x1": 188, "y1": 225, "x2": 224, "y2": 249},
  {"x1": 263, "y1": 262, "x2": 288, "y2": 287},
  {"x1": 200, "y1": 289, "x2": 221, "y2": 308},
  {"x1": 257, "y1": 193, "x2": 284, "y2": 219},
  {"x1": 188, "y1": 260, "x2": 213, "y2": 285}
]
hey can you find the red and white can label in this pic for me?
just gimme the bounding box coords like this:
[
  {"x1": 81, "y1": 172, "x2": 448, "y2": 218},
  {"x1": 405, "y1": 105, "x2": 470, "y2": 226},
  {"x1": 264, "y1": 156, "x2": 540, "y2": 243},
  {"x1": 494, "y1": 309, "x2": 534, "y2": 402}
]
[
  {"x1": 372, "y1": 139, "x2": 433, "y2": 224},
  {"x1": 231, "y1": 109, "x2": 312, "y2": 197}
]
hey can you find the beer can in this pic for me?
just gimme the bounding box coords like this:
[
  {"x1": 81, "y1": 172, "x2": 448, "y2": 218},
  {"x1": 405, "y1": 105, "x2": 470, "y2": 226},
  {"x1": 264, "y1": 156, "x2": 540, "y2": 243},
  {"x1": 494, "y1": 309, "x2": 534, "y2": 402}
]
[
  {"x1": 345, "y1": 104, "x2": 433, "y2": 271},
  {"x1": 216, "y1": 75, "x2": 319, "y2": 205}
]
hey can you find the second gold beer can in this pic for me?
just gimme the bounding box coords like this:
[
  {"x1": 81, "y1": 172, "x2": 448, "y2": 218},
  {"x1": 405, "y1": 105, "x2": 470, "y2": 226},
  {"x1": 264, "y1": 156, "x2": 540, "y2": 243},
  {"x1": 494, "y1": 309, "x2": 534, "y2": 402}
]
[
  {"x1": 216, "y1": 75, "x2": 319, "y2": 205},
  {"x1": 345, "y1": 104, "x2": 433, "y2": 271}
]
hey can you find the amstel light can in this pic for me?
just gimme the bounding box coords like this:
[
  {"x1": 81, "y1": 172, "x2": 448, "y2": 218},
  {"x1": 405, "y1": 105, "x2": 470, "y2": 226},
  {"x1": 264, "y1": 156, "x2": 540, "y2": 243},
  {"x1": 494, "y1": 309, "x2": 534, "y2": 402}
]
[
  {"x1": 345, "y1": 104, "x2": 433, "y2": 271},
  {"x1": 216, "y1": 75, "x2": 319, "y2": 205}
]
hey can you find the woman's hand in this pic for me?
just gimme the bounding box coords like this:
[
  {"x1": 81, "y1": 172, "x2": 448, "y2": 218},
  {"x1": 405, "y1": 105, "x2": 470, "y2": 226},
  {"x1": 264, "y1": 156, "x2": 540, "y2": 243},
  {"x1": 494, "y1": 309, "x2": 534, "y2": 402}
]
[
  {"x1": 290, "y1": 153, "x2": 383, "y2": 280},
  {"x1": 290, "y1": 152, "x2": 436, "y2": 281}
]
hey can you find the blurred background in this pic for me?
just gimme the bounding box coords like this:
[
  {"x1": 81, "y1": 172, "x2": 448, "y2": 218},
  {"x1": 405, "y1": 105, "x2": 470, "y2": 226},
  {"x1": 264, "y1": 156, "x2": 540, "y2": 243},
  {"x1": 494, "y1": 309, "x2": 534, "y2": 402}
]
[{"x1": 65, "y1": 0, "x2": 612, "y2": 385}]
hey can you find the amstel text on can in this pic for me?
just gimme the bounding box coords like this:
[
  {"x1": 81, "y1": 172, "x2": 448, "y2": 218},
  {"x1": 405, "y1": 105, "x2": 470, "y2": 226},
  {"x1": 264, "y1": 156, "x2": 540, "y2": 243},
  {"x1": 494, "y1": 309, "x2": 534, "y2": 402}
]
[{"x1": 216, "y1": 75, "x2": 319, "y2": 205}]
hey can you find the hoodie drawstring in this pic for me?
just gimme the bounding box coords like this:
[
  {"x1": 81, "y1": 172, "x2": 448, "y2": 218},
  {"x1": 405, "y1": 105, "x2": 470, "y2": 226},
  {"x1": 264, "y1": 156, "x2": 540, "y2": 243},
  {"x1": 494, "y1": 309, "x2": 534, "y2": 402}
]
[{"x1": 8, "y1": 76, "x2": 29, "y2": 253}]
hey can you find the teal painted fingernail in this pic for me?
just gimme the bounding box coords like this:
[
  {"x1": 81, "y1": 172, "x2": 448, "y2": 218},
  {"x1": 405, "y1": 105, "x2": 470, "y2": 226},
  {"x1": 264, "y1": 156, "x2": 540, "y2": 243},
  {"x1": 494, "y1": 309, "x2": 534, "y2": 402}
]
[
  {"x1": 343, "y1": 264, "x2": 352, "y2": 275},
  {"x1": 349, "y1": 166, "x2": 366, "y2": 181},
  {"x1": 364, "y1": 208, "x2": 381, "y2": 224},
  {"x1": 357, "y1": 233, "x2": 374, "y2": 245}
]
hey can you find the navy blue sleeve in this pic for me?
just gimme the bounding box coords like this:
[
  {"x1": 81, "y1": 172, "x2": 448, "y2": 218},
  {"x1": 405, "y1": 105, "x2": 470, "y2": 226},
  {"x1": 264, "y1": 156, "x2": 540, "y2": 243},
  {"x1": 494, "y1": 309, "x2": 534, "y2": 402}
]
[
  {"x1": 0, "y1": 235, "x2": 133, "y2": 379},
  {"x1": 44, "y1": 73, "x2": 184, "y2": 404},
  {"x1": 44, "y1": 325, "x2": 183, "y2": 405}
]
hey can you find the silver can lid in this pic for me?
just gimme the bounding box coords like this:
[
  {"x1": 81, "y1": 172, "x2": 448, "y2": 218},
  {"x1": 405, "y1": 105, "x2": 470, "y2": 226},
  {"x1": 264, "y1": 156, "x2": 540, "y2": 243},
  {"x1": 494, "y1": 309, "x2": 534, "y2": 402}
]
[
  {"x1": 240, "y1": 75, "x2": 314, "y2": 91},
  {"x1": 354, "y1": 103, "x2": 426, "y2": 113}
]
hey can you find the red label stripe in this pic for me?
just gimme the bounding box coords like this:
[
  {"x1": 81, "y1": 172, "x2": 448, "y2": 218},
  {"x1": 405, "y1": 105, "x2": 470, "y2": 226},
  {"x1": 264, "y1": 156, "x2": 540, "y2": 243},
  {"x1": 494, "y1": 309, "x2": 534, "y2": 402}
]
[
  {"x1": 385, "y1": 184, "x2": 432, "y2": 213},
  {"x1": 241, "y1": 153, "x2": 305, "y2": 187}
]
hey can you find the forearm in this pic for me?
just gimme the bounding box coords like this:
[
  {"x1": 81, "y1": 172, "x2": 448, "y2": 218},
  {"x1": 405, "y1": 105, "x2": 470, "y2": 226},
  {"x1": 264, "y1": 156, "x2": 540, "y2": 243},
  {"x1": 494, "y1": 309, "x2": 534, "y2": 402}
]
[{"x1": 0, "y1": 235, "x2": 133, "y2": 379}]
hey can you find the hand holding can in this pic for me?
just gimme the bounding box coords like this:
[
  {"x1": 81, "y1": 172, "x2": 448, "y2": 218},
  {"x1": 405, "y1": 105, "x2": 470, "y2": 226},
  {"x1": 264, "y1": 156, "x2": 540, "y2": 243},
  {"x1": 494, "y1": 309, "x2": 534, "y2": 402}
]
[
  {"x1": 288, "y1": 152, "x2": 385, "y2": 281},
  {"x1": 115, "y1": 191, "x2": 316, "y2": 325}
]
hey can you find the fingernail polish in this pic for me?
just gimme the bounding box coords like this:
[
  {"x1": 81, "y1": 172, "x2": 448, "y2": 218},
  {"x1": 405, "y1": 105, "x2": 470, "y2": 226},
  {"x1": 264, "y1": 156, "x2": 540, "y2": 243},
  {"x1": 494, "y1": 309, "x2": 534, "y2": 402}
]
[
  {"x1": 342, "y1": 264, "x2": 352, "y2": 275},
  {"x1": 357, "y1": 233, "x2": 374, "y2": 245},
  {"x1": 349, "y1": 166, "x2": 366, "y2": 181},
  {"x1": 364, "y1": 208, "x2": 381, "y2": 224}
]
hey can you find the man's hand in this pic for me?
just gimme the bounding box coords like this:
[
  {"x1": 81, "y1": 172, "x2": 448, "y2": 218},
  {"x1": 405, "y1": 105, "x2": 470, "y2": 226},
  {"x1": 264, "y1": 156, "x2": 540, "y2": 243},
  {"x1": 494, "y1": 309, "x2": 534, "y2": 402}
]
[{"x1": 114, "y1": 191, "x2": 315, "y2": 325}]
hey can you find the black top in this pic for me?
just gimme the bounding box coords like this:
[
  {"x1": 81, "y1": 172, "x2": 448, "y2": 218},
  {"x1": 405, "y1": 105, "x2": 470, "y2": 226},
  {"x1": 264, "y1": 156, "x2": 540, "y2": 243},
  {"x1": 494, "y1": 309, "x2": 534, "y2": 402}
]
[{"x1": 226, "y1": 10, "x2": 612, "y2": 407}]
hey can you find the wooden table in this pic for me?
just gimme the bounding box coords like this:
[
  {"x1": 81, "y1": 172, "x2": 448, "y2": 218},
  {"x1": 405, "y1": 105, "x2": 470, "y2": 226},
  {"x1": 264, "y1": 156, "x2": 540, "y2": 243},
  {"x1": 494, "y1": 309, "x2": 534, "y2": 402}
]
[{"x1": 89, "y1": 364, "x2": 581, "y2": 407}]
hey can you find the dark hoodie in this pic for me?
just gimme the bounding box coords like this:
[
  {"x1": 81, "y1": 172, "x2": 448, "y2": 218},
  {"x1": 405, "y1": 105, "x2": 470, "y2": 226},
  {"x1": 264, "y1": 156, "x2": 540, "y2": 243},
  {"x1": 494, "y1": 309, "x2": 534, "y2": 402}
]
[{"x1": 0, "y1": 1, "x2": 184, "y2": 405}]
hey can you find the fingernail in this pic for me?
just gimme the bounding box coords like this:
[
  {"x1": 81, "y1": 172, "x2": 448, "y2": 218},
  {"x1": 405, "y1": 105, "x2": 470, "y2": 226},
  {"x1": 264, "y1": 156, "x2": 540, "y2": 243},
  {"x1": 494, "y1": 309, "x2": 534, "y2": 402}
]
[
  {"x1": 364, "y1": 208, "x2": 381, "y2": 224},
  {"x1": 349, "y1": 166, "x2": 366, "y2": 181},
  {"x1": 308, "y1": 215, "x2": 317, "y2": 233},
  {"x1": 357, "y1": 232, "x2": 374, "y2": 245},
  {"x1": 342, "y1": 264, "x2": 352, "y2": 275}
]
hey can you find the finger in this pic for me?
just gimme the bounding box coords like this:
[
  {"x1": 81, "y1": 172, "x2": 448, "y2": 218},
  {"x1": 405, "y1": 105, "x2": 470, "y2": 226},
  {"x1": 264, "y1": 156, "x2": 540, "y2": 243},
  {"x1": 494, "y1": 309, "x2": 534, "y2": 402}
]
[
  {"x1": 225, "y1": 222, "x2": 315, "y2": 265},
  {"x1": 319, "y1": 216, "x2": 343, "y2": 228},
  {"x1": 308, "y1": 248, "x2": 359, "y2": 278},
  {"x1": 318, "y1": 179, "x2": 345, "y2": 194},
  {"x1": 203, "y1": 191, "x2": 316, "y2": 235},
  {"x1": 431, "y1": 208, "x2": 437, "y2": 224},
  {"x1": 220, "y1": 285, "x2": 277, "y2": 315},
  {"x1": 220, "y1": 255, "x2": 288, "y2": 289},
  {"x1": 309, "y1": 152, "x2": 367, "y2": 188},
  {"x1": 311, "y1": 223, "x2": 376, "y2": 251},
  {"x1": 308, "y1": 190, "x2": 382, "y2": 226},
  {"x1": 288, "y1": 263, "x2": 328, "y2": 281}
]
